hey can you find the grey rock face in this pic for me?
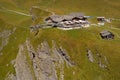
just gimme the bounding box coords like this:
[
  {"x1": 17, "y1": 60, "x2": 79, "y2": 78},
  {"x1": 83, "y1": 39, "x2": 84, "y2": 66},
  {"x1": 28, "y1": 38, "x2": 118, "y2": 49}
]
[
  {"x1": 26, "y1": 40, "x2": 57, "y2": 80},
  {"x1": 97, "y1": 54, "x2": 109, "y2": 69},
  {"x1": 86, "y1": 49, "x2": 109, "y2": 69},
  {"x1": 14, "y1": 39, "x2": 74, "y2": 80},
  {"x1": 0, "y1": 30, "x2": 12, "y2": 51},
  {"x1": 86, "y1": 49, "x2": 94, "y2": 62},
  {"x1": 5, "y1": 73, "x2": 17, "y2": 80},
  {"x1": 14, "y1": 44, "x2": 34, "y2": 80},
  {"x1": 25, "y1": 40, "x2": 74, "y2": 80}
]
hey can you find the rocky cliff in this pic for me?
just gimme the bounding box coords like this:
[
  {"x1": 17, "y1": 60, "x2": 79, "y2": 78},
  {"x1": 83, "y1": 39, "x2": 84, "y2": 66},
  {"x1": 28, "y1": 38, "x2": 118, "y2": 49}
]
[{"x1": 11, "y1": 39, "x2": 74, "y2": 80}]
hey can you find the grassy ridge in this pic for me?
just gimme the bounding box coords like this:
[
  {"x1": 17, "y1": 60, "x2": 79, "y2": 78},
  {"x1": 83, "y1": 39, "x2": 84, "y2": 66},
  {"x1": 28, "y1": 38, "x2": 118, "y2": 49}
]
[
  {"x1": 30, "y1": 26, "x2": 120, "y2": 80},
  {"x1": 0, "y1": 18, "x2": 31, "y2": 79},
  {"x1": 0, "y1": 1, "x2": 31, "y2": 78}
]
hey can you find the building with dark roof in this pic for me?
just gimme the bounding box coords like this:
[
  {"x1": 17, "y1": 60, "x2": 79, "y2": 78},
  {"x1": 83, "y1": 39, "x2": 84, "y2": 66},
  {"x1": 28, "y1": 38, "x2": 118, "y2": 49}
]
[
  {"x1": 45, "y1": 12, "x2": 90, "y2": 28},
  {"x1": 100, "y1": 30, "x2": 114, "y2": 39}
]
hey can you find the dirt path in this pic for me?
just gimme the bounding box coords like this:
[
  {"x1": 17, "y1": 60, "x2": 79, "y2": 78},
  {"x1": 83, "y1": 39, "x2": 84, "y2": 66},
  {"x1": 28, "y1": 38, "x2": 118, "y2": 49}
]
[
  {"x1": 108, "y1": 26, "x2": 120, "y2": 39},
  {"x1": 110, "y1": 18, "x2": 120, "y2": 21},
  {"x1": 0, "y1": 7, "x2": 31, "y2": 17},
  {"x1": 109, "y1": 26, "x2": 120, "y2": 31},
  {"x1": 32, "y1": 6, "x2": 55, "y2": 16}
]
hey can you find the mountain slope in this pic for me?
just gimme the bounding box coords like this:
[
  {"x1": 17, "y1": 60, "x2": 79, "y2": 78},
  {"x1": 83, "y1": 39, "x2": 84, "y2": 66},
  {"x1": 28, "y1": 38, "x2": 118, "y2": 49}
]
[{"x1": 0, "y1": 0, "x2": 120, "y2": 80}]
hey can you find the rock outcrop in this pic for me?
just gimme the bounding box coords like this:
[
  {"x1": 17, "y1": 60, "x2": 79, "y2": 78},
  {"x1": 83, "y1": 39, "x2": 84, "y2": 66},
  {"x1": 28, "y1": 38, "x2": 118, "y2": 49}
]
[
  {"x1": 0, "y1": 28, "x2": 16, "y2": 52},
  {"x1": 14, "y1": 44, "x2": 34, "y2": 80},
  {"x1": 96, "y1": 53, "x2": 109, "y2": 69},
  {"x1": 0, "y1": 30, "x2": 12, "y2": 51},
  {"x1": 14, "y1": 39, "x2": 74, "y2": 80},
  {"x1": 86, "y1": 49, "x2": 109, "y2": 70},
  {"x1": 5, "y1": 73, "x2": 16, "y2": 80},
  {"x1": 86, "y1": 49, "x2": 94, "y2": 62}
]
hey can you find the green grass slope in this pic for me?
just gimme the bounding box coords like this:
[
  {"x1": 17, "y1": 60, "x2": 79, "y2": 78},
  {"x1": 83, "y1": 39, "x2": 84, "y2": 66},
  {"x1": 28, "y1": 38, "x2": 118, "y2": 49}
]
[
  {"x1": 0, "y1": 1, "x2": 31, "y2": 79},
  {"x1": 30, "y1": 26, "x2": 120, "y2": 80}
]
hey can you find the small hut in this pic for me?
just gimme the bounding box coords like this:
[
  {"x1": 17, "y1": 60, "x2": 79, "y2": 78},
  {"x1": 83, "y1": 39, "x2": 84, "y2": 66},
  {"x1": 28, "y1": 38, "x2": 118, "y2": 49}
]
[
  {"x1": 97, "y1": 17, "x2": 106, "y2": 26},
  {"x1": 100, "y1": 30, "x2": 114, "y2": 39},
  {"x1": 97, "y1": 17, "x2": 105, "y2": 22}
]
